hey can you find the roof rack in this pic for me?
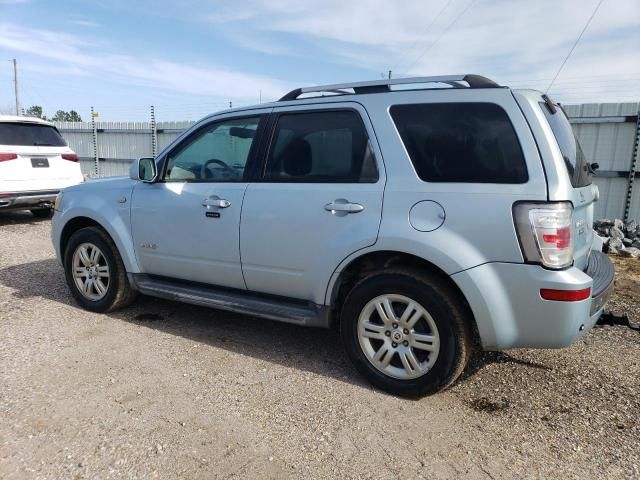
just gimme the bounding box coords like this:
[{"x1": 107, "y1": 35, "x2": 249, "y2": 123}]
[{"x1": 279, "y1": 74, "x2": 501, "y2": 101}]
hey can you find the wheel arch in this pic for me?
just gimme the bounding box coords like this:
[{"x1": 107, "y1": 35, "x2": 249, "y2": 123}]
[
  {"x1": 327, "y1": 250, "x2": 479, "y2": 339},
  {"x1": 58, "y1": 215, "x2": 138, "y2": 273}
]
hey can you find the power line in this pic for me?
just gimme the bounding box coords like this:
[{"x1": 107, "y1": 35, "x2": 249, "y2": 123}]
[
  {"x1": 394, "y1": 0, "x2": 455, "y2": 72},
  {"x1": 545, "y1": 0, "x2": 605, "y2": 93},
  {"x1": 403, "y1": 0, "x2": 478, "y2": 74}
]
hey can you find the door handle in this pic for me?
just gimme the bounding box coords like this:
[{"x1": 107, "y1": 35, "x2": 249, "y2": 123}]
[
  {"x1": 202, "y1": 196, "x2": 231, "y2": 208},
  {"x1": 324, "y1": 199, "x2": 364, "y2": 216}
]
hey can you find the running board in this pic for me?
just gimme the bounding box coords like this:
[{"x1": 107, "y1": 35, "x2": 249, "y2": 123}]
[{"x1": 130, "y1": 274, "x2": 330, "y2": 328}]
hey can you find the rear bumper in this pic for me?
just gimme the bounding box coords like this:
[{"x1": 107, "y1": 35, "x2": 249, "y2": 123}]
[
  {"x1": 585, "y1": 250, "x2": 615, "y2": 315},
  {"x1": 0, "y1": 190, "x2": 58, "y2": 210},
  {"x1": 452, "y1": 252, "x2": 615, "y2": 350}
]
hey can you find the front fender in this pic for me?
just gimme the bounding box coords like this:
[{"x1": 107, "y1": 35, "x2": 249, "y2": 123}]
[{"x1": 53, "y1": 186, "x2": 139, "y2": 273}]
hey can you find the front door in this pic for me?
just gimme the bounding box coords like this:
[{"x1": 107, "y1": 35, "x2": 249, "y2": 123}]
[
  {"x1": 240, "y1": 105, "x2": 385, "y2": 303},
  {"x1": 131, "y1": 113, "x2": 267, "y2": 289}
]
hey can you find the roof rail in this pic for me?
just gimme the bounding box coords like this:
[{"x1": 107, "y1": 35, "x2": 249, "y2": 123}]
[{"x1": 279, "y1": 74, "x2": 501, "y2": 101}]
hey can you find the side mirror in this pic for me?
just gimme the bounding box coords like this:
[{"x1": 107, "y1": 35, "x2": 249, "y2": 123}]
[{"x1": 130, "y1": 157, "x2": 157, "y2": 182}]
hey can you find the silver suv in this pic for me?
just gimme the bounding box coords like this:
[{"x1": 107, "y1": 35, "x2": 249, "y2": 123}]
[{"x1": 51, "y1": 75, "x2": 614, "y2": 396}]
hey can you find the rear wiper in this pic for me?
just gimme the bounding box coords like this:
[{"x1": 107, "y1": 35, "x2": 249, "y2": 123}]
[{"x1": 541, "y1": 94, "x2": 557, "y2": 114}]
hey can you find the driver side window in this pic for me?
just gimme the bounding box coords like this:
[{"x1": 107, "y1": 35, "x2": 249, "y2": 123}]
[{"x1": 164, "y1": 116, "x2": 261, "y2": 182}]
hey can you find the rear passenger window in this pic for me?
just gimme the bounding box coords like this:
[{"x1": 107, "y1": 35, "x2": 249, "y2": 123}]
[
  {"x1": 264, "y1": 110, "x2": 378, "y2": 183},
  {"x1": 390, "y1": 103, "x2": 528, "y2": 183}
]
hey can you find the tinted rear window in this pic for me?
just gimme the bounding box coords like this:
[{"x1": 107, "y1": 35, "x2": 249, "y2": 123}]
[
  {"x1": 0, "y1": 122, "x2": 67, "y2": 147},
  {"x1": 390, "y1": 103, "x2": 528, "y2": 183},
  {"x1": 539, "y1": 103, "x2": 592, "y2": 188}
]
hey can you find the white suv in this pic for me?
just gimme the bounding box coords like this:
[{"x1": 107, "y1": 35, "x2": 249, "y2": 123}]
[{"x1": 0, "y1": 115, "x2": 83, "y2": 218}]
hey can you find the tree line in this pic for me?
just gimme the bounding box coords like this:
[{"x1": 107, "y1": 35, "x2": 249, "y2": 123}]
[{"x1": 24, "y1": 105, "x2": 83, "y2": 122}]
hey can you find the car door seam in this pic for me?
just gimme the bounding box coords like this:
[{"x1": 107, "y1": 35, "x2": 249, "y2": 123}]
[{"x1": 238, "y1": 183, "x2": 250, "y2": 290}]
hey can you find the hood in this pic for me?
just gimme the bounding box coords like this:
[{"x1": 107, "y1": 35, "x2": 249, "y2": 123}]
[{"x1": 64, "y1": 176, "x2": 137, "y2": 193}]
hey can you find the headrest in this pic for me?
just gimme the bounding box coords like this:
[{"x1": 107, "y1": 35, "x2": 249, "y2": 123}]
[{"x1": 281, "y1": 138, "x2": 312, "y2": 177}]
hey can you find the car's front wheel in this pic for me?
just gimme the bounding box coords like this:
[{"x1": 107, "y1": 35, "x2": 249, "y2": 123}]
[
  {"x1": 63, "y1": 226, "x2": 137, "y2": 312},
  {"x1": 340, "y1": 269, "x2": 473, "y2": 396}
]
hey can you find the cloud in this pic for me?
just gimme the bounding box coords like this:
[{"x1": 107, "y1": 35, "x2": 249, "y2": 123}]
[
  {"x1": 207, "y1": 0, "x2": 640, "y2": 102},
  {"x1": 0, "y1": 22, "x2": 293, "y2": 102},
  {"x1": 219, "y1": 28, "x2": 293, "y2": 56},
  {"x1": 70, "y1": 19, "x2": 101, "y2": 28}
]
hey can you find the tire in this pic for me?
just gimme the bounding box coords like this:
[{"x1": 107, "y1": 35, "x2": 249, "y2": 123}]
[
  {"x1": 63, "y1": 226, "x2": 137, "y2": 312},
  {"x1": 340, "y1": 268, "x2": 472, "y2": 396},
  {"x1": 30, "y1": 208, "x2": 53, "y2": 218}
]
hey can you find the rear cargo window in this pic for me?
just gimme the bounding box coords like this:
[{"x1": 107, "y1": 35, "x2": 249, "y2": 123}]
[
  {"x1": 390, "y1": 103, "x2": 528, "y2": 183},
  {"x1": 0, "y1": 122, "x2": 67, "y2": 147},
  {"x1": 539, "y1": 103, "x2": 592, "y2": 188}
]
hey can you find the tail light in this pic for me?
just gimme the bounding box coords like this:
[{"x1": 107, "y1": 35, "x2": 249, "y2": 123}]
[
  {"x1": 0, "y1": 153, "x2": 18, "y2": 162},
  {"x1": 513, "y1": 202, "x2": 574, "y2": 269},
  {"x1": 62, "y1": 153, "x2": 79, "y2": 162}
]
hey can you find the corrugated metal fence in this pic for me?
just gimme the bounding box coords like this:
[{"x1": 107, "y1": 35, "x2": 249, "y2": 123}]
[
  {"x1": 54, "y1": 120, "x2": 193, "y2": 177},
  {"x1": 54, "y1": 101, "x2": 640, "y2": 221},
  {"x1": 563, "y1": 103, "x2": 640, "y2": 222}
]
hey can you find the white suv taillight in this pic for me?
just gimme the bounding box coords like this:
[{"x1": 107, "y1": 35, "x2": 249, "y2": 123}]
[{"x1": 513, "y1": 202, "x2": 574, "y2": 269}]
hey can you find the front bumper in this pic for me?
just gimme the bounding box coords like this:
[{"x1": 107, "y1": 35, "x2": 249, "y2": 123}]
[
  {"x1": 452, "y1": 251, "x2": 615, "y2": 350},
  {"x1": 0, "y1": 190, "x2": 58, "y2": 210}
]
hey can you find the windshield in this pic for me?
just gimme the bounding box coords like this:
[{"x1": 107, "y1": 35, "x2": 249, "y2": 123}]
[
  {"x1": 539, "y1": 102, "x2": 592, "y2": 188},
  {"x1": 0, "y1": 122, "x2": 67, "y2": 147}
]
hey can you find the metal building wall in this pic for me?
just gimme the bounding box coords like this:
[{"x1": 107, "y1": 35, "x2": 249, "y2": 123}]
[
  {"x1": 55, "y1": 102, "x2": 640, "y2": 221},
  {"x1": 563, "y1": 102, "x2": 639, "y2": 221}
]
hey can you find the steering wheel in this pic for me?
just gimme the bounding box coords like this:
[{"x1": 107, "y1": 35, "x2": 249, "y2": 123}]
[{"x1": 200, "y1": 158, "x2": 236, "y2": 179}]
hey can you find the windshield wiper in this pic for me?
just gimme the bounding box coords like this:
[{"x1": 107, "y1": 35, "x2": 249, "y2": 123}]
[{"x1": 33, "y1": 142, "x2": 54, "y2": 146}]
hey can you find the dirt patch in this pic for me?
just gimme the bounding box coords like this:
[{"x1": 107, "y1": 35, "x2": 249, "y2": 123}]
[{"x1": 611, "y1": 256, "x2": 640, "y2": 308}]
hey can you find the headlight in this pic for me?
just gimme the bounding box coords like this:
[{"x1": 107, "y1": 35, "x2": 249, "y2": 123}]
[{"x1": 54, "y1": 192, "x2": 63, "y2": 211}]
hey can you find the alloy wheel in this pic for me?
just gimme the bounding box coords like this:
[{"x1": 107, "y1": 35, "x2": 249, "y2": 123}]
[
  {"x1": 357, "y1": 294, "x2": 440, "y2": 380},
  {"x1": 71, "y1": 242, "x2": 110, "y2": 301}
]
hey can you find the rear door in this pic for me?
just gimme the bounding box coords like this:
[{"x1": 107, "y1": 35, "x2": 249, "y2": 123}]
[
  {"x1": 240, "y1": 103, "x2": 385, "y2": 303},
  {"x1": 0, "y1": 122, "x2": 82, "y2": 192}
]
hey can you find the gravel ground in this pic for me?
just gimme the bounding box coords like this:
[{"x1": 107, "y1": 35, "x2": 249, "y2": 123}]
[{"x1": 1, "y1": 211, "x2": 639, "y2": 479}]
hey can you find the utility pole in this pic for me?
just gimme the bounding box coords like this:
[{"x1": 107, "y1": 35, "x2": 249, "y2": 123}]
[{"x1": 12, "y1": 59, "x2": 19, "y2": 115}]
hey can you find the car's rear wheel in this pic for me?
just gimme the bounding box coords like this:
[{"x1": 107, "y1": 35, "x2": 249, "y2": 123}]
[
  {"x1": 340, "y1": 269, "x2": 472, "y2": 396},
  {"x1": 64, "y1": 226, "x2": 137, "y2": 312},
  {"x1": 30, "y1": 208, "x2": 52, "y2": 218}
]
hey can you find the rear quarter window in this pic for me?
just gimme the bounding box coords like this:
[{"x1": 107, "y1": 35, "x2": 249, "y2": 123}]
[
  {"x1": 390, "y1": 103, "x2": 528, "y2": 184},
  {"x1": 0, "y1": 122, "x2": 67, "y2": 147}
]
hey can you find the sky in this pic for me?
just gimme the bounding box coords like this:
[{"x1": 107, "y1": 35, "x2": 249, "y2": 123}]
[{"x1": 0, "y1": 0, "x2": 638, "y2": 121}]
